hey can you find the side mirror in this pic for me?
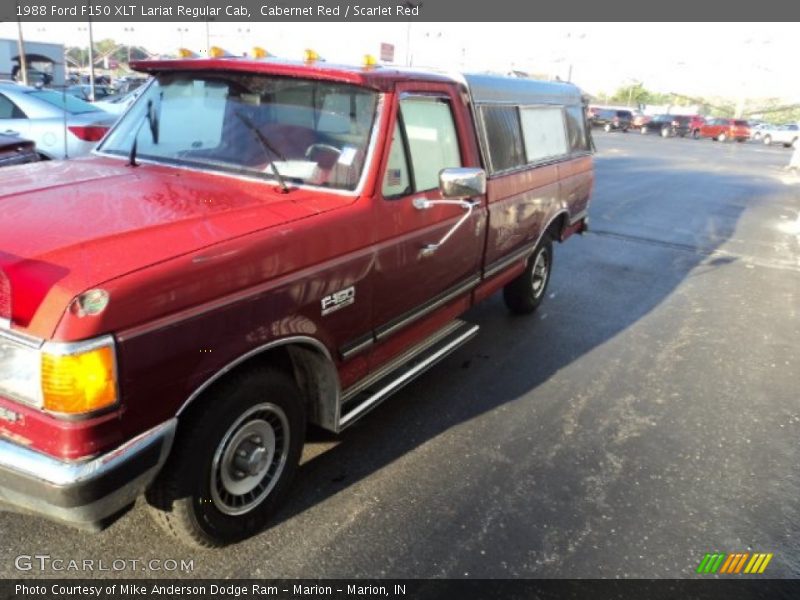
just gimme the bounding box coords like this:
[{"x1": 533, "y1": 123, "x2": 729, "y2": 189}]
[{"x1": 439, "y1": 167, "x2": 486, "y2": 199}]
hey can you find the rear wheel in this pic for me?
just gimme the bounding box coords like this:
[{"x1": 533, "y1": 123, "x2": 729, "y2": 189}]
[
  {"x1": 146, "y1": 366, "x2": 305, "y2": 547},
  {"x1": 640, "y1": 126, "x2": 648, "y2": 134},
  {"x1": 717, "y1": 132, "x2": 727, "y2": 142},
  {"x1": 503, "y1": 236, "x2": 553, "y2": 315},
  {"x1": 763, "y1": 135, "x2": 772, "y2": 146},
  {"x1": 661, "y1": 127, "x2": 670, "y2": 138},
  {"x1": 603, "y1": 123, "x2": 612, "y2": 133}
]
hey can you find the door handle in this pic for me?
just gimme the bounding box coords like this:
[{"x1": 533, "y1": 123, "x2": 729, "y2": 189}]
[{"x1": 412, "y1": 197, "x2": 479, "y2": 257}]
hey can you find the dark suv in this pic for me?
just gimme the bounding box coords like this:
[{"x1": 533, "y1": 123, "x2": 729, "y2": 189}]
[
  {"x1": 591, "y1": 109, "x2": 633, "y2": 132},
  {"x1": 640, "y1": 114, "x2": 694, "y2": 138}
]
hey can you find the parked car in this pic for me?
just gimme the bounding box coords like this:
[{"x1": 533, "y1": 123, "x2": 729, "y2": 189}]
[
  {"x1": 760, "y1": 123, "x2": 799, "y2": 149},
  {"x1": 0, "y1": 82, "x2": 116, "y2": 159},
  {"x1": 697, "y1": 118, "x2": 750, "y2": 142},
  {"x1": 0, "y1": 133, "x2": 39, "y2": 168},
  {"x1": 0, "y1": 58, "x2": 593, "y2": 547},
  {"x1": 64, "y1": 84, "x2": 115, "y2": 102},
  {"x1": 93, "y1": 87, "x2": 144, "y2": 115},
  {"x1": 639, "y1": 114, "x2": 692, "y2": 137},
  {"x1": 591, "y1": 108, "x2": 633, "y2": 132}
]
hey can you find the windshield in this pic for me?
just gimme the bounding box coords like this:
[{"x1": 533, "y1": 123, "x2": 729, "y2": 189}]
[
  {"x1": 98, "y1": 72, "x2": 380, "y2": 191},
  {"x1": 26, "y1": 90, "x2": 100, "y2": 114}
]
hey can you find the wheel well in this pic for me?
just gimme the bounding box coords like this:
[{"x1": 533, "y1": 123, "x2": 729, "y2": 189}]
[
  {"x1": 547, "y1": 212, "x2": 569, "y2": 242},
  {"x1": 177, "y1": 341, "x2": 340, "y2": 432}
]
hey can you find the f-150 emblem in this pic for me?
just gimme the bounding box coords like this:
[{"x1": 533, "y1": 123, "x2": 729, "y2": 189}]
[{"x1": 321, "y1": 286, "x2": 355, "y2": 316}]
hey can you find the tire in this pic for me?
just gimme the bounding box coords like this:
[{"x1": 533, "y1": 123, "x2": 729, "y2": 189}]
[
  {"x1": 146, "y1": 366, "x2": 305, "y2": 547},
  {"x1": 692, "y1": 130, "x2": 700, "y2": 139},
  {"x1": 717, "y1": 132, "x2": 727, "y2": 142},
  {"x1": 503, "y1": 236, "x2": 553, "y2": 315},
  {"x1": 640, "y1": 126, "x2": 647, "y2": 135},
  {"x1": 763, "y1": 135, "x2": 772, "y2": 146},
  {"x1": 604, "y1": 123, "x2": 612, "y2": 133},
  {"x1": 752, "y1": 132, "x2": 761, "y2": 142},
  {"x1": 661, "y1": 127, "x2": 670, "y2": 138}
]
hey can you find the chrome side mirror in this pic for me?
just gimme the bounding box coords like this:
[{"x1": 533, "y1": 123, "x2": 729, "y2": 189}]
[{"x1": 439, "y1": 167, "x2": 486, "y2": 199}]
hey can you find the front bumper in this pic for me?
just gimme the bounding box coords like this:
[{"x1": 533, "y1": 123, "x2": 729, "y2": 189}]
[{"x1": 0, "y1": 419, "x2": 175, "y2": 530}]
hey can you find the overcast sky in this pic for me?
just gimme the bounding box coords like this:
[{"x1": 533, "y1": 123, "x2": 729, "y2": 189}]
[{"x1": 1, "y1": 21, "x2": 797, "y2": 101}]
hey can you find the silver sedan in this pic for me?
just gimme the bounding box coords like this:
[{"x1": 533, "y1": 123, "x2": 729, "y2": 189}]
[{"x1": 0, "y1": 82, "x2": 117, "y2": 159}]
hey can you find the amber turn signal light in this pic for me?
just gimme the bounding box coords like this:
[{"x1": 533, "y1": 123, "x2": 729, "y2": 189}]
[{"x1": 41, "y1": 345, "x2": 117, "y2": 414}]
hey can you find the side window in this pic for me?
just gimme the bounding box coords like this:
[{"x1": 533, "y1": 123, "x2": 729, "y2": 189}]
[
  {"x1": 520, "y1": 106, "x2": 569, "y2": 162},
  {"x1": 481, "y1": 105, "x2": 525, "y2": 173},
  {"x1": 399, "y1": 97, "x2": 461, "y2": 192},
  {"x1": 0, "y1": 94, "x2": 26, "y2": 119},
  {"x1": 565, "y1": 106, "x2": 589, "y2": 153},
  {"x1": 382, "y1": 121, "x2": 411, "y2": 197}
]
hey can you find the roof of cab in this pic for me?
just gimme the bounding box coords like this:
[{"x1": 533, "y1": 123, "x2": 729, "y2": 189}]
[
  {"x1": 464, "y1": 73, "x2": 584, "y2": 106},
  {"x1": 130, "y1": 57, "x2": 464, "y2": 92}
]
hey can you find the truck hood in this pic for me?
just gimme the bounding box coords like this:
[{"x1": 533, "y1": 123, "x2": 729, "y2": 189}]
[{"x1": 0, "y1": 156, "x2": 344, "y2": 336}]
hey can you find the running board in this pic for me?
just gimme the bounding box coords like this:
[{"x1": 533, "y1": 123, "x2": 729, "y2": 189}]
[{"x1": 338, "y1": 320, "x2": 480, "y2": 430}]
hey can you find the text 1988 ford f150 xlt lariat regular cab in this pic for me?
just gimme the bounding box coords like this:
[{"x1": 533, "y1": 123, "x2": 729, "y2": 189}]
[{"x1": 0, "y1": 55, "x2": 593, "y2": 547}]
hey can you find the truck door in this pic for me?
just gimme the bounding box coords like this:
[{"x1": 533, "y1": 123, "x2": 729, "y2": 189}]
[{"x1": 369, "y1": 83, "x2": 486, "y2": 349}]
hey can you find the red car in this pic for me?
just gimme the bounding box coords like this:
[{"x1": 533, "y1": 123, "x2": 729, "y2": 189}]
[{"x1": 698, "y1": 118, "x2": 750, "y2": 142}]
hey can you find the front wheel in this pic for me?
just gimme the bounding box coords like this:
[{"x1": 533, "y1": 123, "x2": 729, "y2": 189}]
[
  {"x1": 717, "y1": 132, "x2": 727, "y2": 142},
  {"x1": 146, "y1": 366, "x2": 305, "y2": 547},
  {"x1": 640, "y1": 126, "x2": 648, "y2": 135},
  {"x1": 661, "y1": 127, "x2": 670, "y2": 138},
  {"x1": 604, "y1": 123, "x2": 612, "y2": 133},
  {"x1": 763, "y1": 135, "x2": 772, "y2": 146},
  {"x1": 503, "y1": 236, "x2": 553, "y2": 315}
]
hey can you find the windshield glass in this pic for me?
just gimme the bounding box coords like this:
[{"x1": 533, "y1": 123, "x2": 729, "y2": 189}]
[
  {"x1": 98, "y1": 72, "x2": 380, "y2": 191},
  {"x1": 26, "y1": 90, "x2": 100, "y2": 114}
]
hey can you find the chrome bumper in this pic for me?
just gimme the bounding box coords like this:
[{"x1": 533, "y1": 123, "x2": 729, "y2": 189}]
[{"x1": 0, "y1": 419, "x2": 176, "y2": 530}]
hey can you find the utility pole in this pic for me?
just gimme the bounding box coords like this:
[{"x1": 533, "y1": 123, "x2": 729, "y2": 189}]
[
  {"x1": 16, "y1": 12, "x2": 28, "y2": 86},
  {"x1": 87, "y1": 18, "x2": 96, "y2": 101}
]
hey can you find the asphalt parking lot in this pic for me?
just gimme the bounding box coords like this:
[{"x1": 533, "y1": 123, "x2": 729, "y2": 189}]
[{"x1": 2, "y1": 131, "x2": 799, "y2": 579}]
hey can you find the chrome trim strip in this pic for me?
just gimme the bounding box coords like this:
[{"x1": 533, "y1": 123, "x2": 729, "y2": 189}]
[
  {"x1": 339, "y1": 334, "x2": 375, "y2": 361},
  {"x1": 342, "y1": 319, "x2": 465, "y2": 403},
  {"x1": 483, "y1": 242, "x2": 536, "y2": 279},
  {"x1": 0, "y1": 419, "x2": 175, "y2": 487},
  {"x1": 375, "y1": 275, "x2": 480, "y2": 341},
  {"x1": 339, "y1": 323, "x2": 479, "y2": 429},
  {"x1": 0, "y1": 327, "x2": 42, "y2": 350},
  {"x1": 41, "y1": 334, "x2": 115, "y2": 356},
  {"x1": 176, "y1": 335, "x2": 338, "y2": 417}
]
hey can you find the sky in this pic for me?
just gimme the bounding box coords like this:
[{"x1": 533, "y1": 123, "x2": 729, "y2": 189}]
[{"x1": 1, "y1": 21, "x2": 798, "y2": 102}]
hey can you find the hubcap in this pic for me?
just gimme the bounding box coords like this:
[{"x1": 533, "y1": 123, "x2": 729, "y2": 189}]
[
  {"x1": 531, "y1": 248, "x2": 549, "y2": 299},
  {"x1": 210, "y1": 403, "x2": 290, "y2": 515}
]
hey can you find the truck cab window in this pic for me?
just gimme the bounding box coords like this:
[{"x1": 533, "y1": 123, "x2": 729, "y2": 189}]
[
  {"x1": 382, "y1": 121, "x2": 411, "y2": 197},
  {"x1": 399, "y1": 97, "x2": 462, "y2": 192}
]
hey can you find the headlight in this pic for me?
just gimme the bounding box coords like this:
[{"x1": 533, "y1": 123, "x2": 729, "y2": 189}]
[
  {"x1": 0, "y1": 335, "x2": 118, "y2": 416},
  {"x1": 0, "y1": 337, "x2": 42, "y2": 406}
]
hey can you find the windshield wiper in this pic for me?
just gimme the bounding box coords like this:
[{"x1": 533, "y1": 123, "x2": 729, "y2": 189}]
[
  {"x1": 234, "y1": 111, "x2": 289, "y2": 193},
  {"x1": 128, "y1": 99, "x2": 160, "y2": 167}
]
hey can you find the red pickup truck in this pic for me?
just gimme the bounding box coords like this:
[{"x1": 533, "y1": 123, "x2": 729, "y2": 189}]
[{"x1": 0, "y1": 56, "x2": 593, "y2": 546}]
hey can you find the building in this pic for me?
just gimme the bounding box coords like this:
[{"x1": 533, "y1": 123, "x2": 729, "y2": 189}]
[{"x1": 0, "y1": 38, "x2": 65, "y2": 87}]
